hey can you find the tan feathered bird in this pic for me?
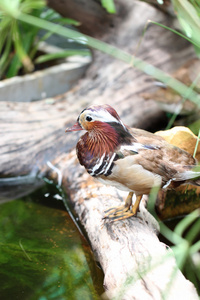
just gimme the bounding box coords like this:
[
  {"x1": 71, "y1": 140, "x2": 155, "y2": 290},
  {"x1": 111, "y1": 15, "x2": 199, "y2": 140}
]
[{"x1": 66, "y1": 104, "x2": 200, "y2": 221}]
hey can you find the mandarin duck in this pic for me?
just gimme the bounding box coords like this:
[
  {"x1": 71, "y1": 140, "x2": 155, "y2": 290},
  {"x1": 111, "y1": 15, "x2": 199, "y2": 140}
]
[{"x1": 66, "y1": 104, "x2": 200, "y2": 221}]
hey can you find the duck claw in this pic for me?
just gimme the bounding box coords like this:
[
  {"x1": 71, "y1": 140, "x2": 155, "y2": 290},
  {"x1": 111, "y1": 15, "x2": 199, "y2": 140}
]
[{"x1": 103, "y1": 205, "x2": 137, "y2": 221}]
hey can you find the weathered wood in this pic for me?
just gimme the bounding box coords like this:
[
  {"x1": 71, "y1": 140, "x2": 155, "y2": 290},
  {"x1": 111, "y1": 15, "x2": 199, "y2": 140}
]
[
  {"x1": 142, "y1": 58, "x2": 200, "y2": 115},
  {"x1": 46, "y1": 150, "x2": 199, "y2": 299},
  {"x1": 0, "y1": 1, "x2": 196, "y2": 198},
  {"x1": 47, "y1": 0, "x2": 117, "y2": 36}
]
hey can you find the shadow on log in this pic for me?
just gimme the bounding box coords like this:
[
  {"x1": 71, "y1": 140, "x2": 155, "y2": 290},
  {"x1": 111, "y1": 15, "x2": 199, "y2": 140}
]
[{"x1": 0, "y1": 0, "x2": 199, "y2": 298}]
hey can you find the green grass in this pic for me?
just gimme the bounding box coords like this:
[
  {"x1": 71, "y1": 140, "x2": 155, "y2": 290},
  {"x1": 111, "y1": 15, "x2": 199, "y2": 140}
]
[
  {"x1": 0, "y1": 0, "x2": 200, "y2": 108},
  {"x1": 0, "y1": 0, "x2": 86, "y2": 79}
]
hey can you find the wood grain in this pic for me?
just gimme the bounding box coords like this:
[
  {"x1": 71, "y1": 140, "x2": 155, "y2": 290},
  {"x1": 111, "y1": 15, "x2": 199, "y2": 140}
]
[{"x1": 47, "y1": 150, "x2": 199, "y2": 299}]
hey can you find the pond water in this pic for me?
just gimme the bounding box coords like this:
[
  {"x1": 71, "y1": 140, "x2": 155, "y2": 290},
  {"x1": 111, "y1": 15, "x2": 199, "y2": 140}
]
[{"x1": 0, "y1": 183, "x2": 104, "y2": 299}]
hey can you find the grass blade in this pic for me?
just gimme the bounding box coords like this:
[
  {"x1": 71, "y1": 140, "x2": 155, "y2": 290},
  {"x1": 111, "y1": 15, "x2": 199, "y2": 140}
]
[
  {"x1": 13, "y1": 12, "x2": 200, "y2": 108},
  {"x1": 35, "y1": 49, "x2": 90, "y2": 64}
]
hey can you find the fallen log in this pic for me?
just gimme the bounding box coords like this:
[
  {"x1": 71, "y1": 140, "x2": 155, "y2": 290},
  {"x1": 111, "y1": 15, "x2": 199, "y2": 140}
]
[{"x1": 46, "y1": 151, "x2": 199, "y2": 299}]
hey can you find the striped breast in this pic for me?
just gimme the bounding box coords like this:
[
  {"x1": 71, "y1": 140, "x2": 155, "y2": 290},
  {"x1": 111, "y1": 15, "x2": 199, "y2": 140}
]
[
  {"x1": 76, "y1": 132, "x2": 158, "y2": 178},
  {"x1": 87, "y1": 152, "x2": 117, "y2": 177},
  {"x1": 77, "y1": 145, "x2": 117, "y2": 177},
  {"x1": 88, "y1": 143, "x2": 149, "y2": 177},
  {"x1": 76, "y1": 130, "x2": 120, "y2": 177}
]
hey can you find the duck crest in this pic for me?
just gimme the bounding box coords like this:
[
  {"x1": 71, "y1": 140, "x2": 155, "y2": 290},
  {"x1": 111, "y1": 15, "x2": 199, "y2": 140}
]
[{"x1": 77, "y1": 121, "x2": 133, "y2": 177}]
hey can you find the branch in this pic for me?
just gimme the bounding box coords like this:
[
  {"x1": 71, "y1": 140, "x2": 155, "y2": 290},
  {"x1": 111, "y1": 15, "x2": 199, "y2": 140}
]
[{"x1": 46, "y1": 151, "x2": 199, "y2": 299}]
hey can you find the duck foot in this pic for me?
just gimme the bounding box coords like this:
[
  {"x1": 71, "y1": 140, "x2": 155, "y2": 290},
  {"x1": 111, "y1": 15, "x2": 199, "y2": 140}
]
[
  {"x1": 103, "y1": 194, "x2": 142, "y2": 221},
  {"x1": 103, "y1": 206, "x2": 137, "y2": 221}
]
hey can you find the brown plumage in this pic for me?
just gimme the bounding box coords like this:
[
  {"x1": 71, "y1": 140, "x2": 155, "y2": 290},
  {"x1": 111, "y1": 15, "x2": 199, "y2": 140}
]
[{"x1": 66, "y1": 104, "x2": 200, "y2": 221}]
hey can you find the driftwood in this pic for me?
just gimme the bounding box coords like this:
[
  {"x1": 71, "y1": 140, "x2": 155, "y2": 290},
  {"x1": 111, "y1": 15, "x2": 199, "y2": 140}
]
[
  {"x1": 47, "y1": 151, "x2": 199, "y2": 299},
  {"x1": 0, "y1": 0, "x2": 199, "y2": 298}
]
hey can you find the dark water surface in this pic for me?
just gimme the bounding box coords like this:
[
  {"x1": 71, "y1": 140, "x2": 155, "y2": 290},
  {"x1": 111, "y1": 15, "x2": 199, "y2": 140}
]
[{"x1": 0, "y1": 184, "x2": 104, "y2": 300}]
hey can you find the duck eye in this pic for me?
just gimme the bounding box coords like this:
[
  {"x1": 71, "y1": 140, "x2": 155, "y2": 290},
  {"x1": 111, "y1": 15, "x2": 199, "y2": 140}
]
[{"x1": 86, "y1": 116, "x2": 92, "y2": 122}]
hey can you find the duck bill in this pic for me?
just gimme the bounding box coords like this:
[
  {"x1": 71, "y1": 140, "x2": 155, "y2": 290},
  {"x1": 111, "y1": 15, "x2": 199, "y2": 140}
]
[{"x1": 65, "y1": 122, "x2": 83, "y2": 132}]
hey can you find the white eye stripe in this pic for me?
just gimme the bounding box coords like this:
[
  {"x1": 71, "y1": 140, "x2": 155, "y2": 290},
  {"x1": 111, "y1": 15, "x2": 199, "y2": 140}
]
[
  {"x1": 85, "y1": 110, "x2": 120, "y2": 124},
  {"x1": 84, "y1": 109, "x2": 128, "y2": 133}
]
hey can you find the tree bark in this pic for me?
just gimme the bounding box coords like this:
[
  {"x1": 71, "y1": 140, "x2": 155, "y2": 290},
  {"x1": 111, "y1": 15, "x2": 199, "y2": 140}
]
[
  {"x1": 47, "y1": 0, "x2": 118, "y2": 36},
  {"x1": 46, "y1": 150, "x2": 199, "y2": 300}
]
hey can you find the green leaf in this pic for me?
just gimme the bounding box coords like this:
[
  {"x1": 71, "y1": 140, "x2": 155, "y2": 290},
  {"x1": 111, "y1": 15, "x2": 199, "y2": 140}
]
[
  {"x1": 174, "y1": 209, "x2": 200, "y2": 238},
  {"x1": 172, "y1": 0, "x2": 200, "y2": 47},
  {"x1": 189, "y1": 120, "x2": 200, "y2": 135},
  {"x1": 35, "y1": 49, "x2": 91, "y2": 64},
  {"x1": 101, "y1": 0, "x2": 116, "y2": 14},
  {"x1": 12, "y1": 21, "x2": 34, "y2": 72},
  {"x1": 193, "y1": 129, "x2": 200, "y2": 159},
  {"x1": 185, "y1": 216, "x2": 200, "y2": 243},
  {"x1": 0, "y1": 2, "x2": 85, "y2": 78},
  {"x1": 1, "y1": 0, "x2": 200, "y2": 110},
  {"x1": 150, "y1": 20, "x2": 200, "y2": 49},
  {"x1": 11, "y1": 12, "x2": 200, "y2": 108},
  {"x1": 0, "y1": 31, "x2": 12, "y2": 78},
  {"x1": 6, "y1": 53, "x2": 22, "y2": 78},
  {"x1": 52, "y1": 17, "x2": 81, "y2": 26}
]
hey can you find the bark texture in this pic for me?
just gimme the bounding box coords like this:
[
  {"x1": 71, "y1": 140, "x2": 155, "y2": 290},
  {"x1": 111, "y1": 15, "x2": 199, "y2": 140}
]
[
  {"x1": 47, "y1": 0, "x2": 117, "y2": 36},
  {"x1": 47, "y1": 151, "x2": 199, "y2": 299}
]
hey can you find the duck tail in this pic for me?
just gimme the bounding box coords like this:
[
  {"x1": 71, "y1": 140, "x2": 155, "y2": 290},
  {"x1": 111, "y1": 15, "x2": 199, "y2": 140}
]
[{"x1": 173, "y1": 170, "x2": 200, "y2": 185}]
